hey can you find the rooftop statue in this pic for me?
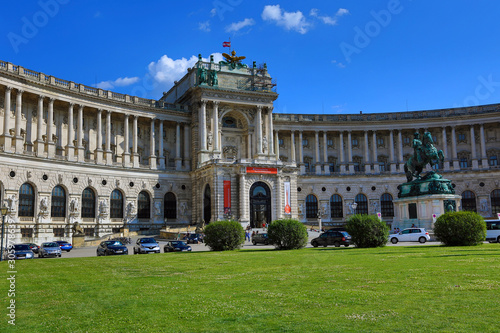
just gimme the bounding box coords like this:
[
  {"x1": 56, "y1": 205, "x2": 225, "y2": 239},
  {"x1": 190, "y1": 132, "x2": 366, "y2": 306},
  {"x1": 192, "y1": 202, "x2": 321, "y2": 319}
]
[
  {"x1": 220, "y1": 50, "x2": 247, "y2": 69},
  {"x1": 404, "y1": 132, "x2": 444, "y2": 183}
]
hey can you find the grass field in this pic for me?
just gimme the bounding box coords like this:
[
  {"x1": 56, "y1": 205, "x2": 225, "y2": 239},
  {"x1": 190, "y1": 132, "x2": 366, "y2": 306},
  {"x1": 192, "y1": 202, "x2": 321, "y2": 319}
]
[{"x1": 1, "y1": 244, "x2": 500, "y2": 332}]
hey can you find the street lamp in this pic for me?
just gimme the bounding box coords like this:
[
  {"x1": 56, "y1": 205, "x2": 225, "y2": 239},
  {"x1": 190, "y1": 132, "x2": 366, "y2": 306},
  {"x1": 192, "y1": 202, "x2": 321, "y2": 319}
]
[
  {"x1": 317, "y1": 210, "x2": 322, "y2": 234},
  {"x1": 0, "y1": 205, "x2": 9, "y2": 262}
]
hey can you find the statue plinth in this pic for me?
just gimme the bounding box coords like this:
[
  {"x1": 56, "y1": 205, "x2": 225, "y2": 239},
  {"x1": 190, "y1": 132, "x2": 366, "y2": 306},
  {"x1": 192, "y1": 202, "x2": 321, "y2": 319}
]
[
  {"x1": 398, "y1": 172, "x2": 455, "y2": 198},
  {"x1": 72, "y1": 234, "x2": 85, "y2": 248}
]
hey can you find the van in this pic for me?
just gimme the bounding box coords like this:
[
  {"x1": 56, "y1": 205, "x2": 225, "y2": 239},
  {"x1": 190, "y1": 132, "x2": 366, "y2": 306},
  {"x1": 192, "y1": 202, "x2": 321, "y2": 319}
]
[{"x1": 485, "y1": 220, "x2": 500, "y2": 243}]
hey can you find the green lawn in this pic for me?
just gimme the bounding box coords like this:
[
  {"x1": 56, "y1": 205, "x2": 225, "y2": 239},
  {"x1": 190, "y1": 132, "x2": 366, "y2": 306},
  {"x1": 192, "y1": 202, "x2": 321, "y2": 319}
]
[{"x1": 1, "y1": 244, "x2": 500, "y2": 332}]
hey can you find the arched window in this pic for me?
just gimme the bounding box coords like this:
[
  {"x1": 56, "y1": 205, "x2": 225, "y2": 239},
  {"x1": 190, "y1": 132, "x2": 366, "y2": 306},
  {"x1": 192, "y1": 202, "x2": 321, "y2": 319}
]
[
  {"x1": 490, "y1": 189, "x2": 500, "y2": 215},
  {"x1": 138, "y1": 191, "x2": 150, "y2": 219},
  {"x1": 330, "y1": 194, "x2": 343, "y2": 218},
  {"x1": 306, "y1": 194, "x2": 318, "y2": 218},
  {"x1": 110, "y1": 189, "x2": 123, "y2": 219},
  {"x1": 164, "y1": 192, "x2": 177, "y2": 219},
  {"x1": 380, "y1": 193, "x2": 394, "y2": 217},
  {"x1": 19, "y1": 183, "x2": 35, "y2": 217},
  {"x1": 82, "y1": 188, "x2": 96, "y2": 218},
  {"x1": 51, "y1": 186, "x2": 66, "y2": 217},
  {"x1": 355, "y1": 194, "x2": 368, "y2": 215},
  {"x1": 461, "y1": 191, "x2": 477, "y2": 212}
]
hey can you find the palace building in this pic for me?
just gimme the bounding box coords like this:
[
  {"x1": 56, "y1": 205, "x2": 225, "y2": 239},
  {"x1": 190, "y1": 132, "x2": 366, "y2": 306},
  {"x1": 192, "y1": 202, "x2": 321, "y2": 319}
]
[{"x1": 1, "y1": 55, "x2": 499, "y2": 244}]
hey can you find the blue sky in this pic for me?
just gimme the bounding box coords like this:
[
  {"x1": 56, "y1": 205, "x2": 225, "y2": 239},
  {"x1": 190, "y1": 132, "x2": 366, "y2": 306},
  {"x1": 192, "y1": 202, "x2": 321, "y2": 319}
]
[{"x1": 2, "y1": 0, "x2": 500, "y2": 114}]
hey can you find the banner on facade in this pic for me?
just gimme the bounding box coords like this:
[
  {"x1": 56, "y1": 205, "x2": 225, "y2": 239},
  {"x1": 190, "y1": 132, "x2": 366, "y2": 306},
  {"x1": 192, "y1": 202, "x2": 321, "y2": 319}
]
[
  {"x1": 224, "y1": 180, "x2": 231, "y2": 215},
  {"x1": 284, "y1": 181, "x2": 291, "y2": 214},
  {"x1": 246, "y1": 167, "x2": 277, "y2": 174}
]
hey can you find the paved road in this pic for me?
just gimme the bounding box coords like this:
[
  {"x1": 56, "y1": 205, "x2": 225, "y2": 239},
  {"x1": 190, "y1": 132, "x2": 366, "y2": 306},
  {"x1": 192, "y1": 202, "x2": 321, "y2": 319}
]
[{"x1": 32, "y1": 231, "x2": 440, "y2": 259}]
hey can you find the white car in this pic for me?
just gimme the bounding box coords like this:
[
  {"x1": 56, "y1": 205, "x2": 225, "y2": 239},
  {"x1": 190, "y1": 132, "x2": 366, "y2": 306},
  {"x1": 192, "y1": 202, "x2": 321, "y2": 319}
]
[{"x1": 389, "y1": 228, "x2": 430, "y2": 244}]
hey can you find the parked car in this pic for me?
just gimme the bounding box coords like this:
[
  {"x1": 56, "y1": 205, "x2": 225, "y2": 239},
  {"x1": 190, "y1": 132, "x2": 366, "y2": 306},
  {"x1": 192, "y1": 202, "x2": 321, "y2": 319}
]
[
  {"x1": 55, "y1": 240, "x2": 73, "y2": 252},
  {"x1": 39, "y1": 242, "x2": 62, "y2": 258},
  {"x1": 133, "y1": 237, "x2": 160, "y2": 254},
  {"x1": 3, "y1": 244, "x2": 34, "y2": 260},
  {"x1": 164, "y1": 241, "x2": 192, "y2": 252},
  {"x1": 186, "y1": 233, "x2": 204, "y2": 244},
  {"x1": 97, "y1": 240, "x2": 129, "y2": 256},
  {"x1": 311, "y1": 231, "x2": 351, "y2": 247},
  {"x1": 485, "y1": 220, "x2": 500, "y2": 243},
  {"x1": 252, "y1": 233, "x2": 270, "y2": 245},
  {"x1": 389, "y1": 228, "x2": 430, "y2": 244},
  {"x1": 22, "y1": 242, "x2": 40, "y2": 254}
]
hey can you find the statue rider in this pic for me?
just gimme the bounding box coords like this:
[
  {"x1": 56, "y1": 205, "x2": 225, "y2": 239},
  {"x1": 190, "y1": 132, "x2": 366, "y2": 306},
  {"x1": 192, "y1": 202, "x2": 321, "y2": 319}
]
[{"x1": 412, "y1": 132, "x2": 423, "y2": 165}]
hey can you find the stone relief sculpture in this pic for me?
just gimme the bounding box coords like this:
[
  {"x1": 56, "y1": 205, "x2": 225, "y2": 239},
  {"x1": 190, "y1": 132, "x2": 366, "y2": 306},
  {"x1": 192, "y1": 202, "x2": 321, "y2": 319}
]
[
  {"x1": 40, "y1": 197, "x2": 49, "y2": 214},
  {"x1": 154, "y1": 201, "x2": 162, "y2": 216},
  {"x1": 180, "y1": 202, "x2": 187, "y2": 217},
  {"x1": 6, "y1": 194, "x2": 18, "y2": 213},
  {"x1": 262, "y1": 137, "x2": 268, "y2": 153},
  {"x1": 69, "y1": 198, "x2": 80, "y2": 215},
  {"x1": 99, "y1": 199, "x2": 108, "y2": 216},
  {"x1": 347, "y1": 201, "x2": 358, "y2": 215},
  {"x1": 480, "y1": 199, "x2": 489, "y2": 213},
  {"x1": 126, "y1": 201, "x2": 136, "y2": 218},
  {"x1": 207, "y1": 131, "x2": 213, "y2": 147},
  {"x1": 371, "y1": 200, "x2": 379, "y2": 213}
]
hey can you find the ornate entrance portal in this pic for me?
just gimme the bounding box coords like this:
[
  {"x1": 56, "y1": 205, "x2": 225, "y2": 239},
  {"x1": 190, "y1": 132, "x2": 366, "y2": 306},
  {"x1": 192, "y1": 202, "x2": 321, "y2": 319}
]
[{"x1": 250, "y1": 182, "x2": 271, "y2": 228}]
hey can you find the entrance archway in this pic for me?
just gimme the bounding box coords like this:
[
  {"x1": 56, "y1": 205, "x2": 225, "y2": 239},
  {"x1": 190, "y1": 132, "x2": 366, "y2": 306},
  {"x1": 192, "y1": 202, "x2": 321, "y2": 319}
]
[
  {"x1": 250, "y1": 182, "x2": 271, "y2": 228},
  {"x1": 203, "y1": 185, "x2": 211, "y2": 223}
]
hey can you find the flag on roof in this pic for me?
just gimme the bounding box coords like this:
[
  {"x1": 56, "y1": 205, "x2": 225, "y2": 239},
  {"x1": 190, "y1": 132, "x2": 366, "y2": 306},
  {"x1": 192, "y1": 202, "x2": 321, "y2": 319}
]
[{"x1": 223, "y1": 41, "x2": 231, "y2": 47}]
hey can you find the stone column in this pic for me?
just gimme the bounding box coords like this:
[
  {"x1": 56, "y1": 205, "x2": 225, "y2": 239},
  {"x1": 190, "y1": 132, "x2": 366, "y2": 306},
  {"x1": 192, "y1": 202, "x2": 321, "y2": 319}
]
[
  {"x1": 157, "y1": 120, "x2": 165, "y2": 169},
  {"x1": 315, "y1": 131, "x2": 321, "y2": 174},
  {"x1": 299, "y1": 131, "x2": 304, "y2": 174},
  {"x1": 239, "y1": 174, "x2": 248, "y2": 223},
  {"x1": 451, "y1": 126, "x2": 459, "y2": 170},
  {"x1": 398, "y1": 130, "x2": 404, "y2": 171},
  {"x1": 247, "y1": 133, "x2": 252, "y2": 159},
  {"x1": 149, "y1": 118, "x2": 157, "y2": 169},
  {"x1": 268, "y1": 107, "x2": 274, "y2": 156},
  {"x1": 199, "y1": 100, "x2": 207, "y2": 151},
  {"x1": 290, "y1": 131, "x2": 296, "y2": 162},
  {"x1": 256, "y1": 106, "x2": 263, "y2": 156},
  {"x1": 347, "y1": 131, "x2": 354, "y2": 174},
  {"x1": 46, "y1": 98, "x2": 56, "y2": 158},
  {"x1": 389, "y1": 130, "x2": 396, "y2": 173},
  {"x1": 184, "y1": 123, "x2": 191, "y2": 169},
  {"x1": 470, "y1": 125, "x2": 478, "y2": 169},
  {"x1": 372, "y1": 131, "x2": 380, "y2": 173},
  {"x1": 65, "y1": 103, "x2": 75, "y2": 161},
  {"x1": 323, "y1": 131, "x2": 329, "y2": 175},
  {"x1": 76, "y1": 105, "x2": 84, "y2": 161},
  {"x1": 94, "y1": 109, "x2": 104, "y2": 164},
  {"x1": 339, "y1": 131, "x2": 346, "y2": 174},
  {"x1": 1, "y1": 86, "x2": 12, "y2": 152},
  {"x1": 14, "y1": 89, "x2": 24, "y2": 153},
  {"x1": 122, "y1": 114, "x2": 131, "y2": 167},
  {"x1": 275, "y1": 130, "x2": 279, "y2": 159},
  {"x1": 213, "y1": 101, "x2": 220, "y2": 152},
  {"x1": 175, "y1": 122, "x2": 182, "y2": 170},
  {"x1": 480, "y1": 124, "x2": 488, "y2": 169},
  {"x1": 441, "y1": 127, "x2": 450, "y2": 171},
  {"x1": 364, "y1": 131, "x2": 370, "y2": 174},
  {"x1": 132, "y1": 116, "x2": 139, "y2": 167},
  {"x1": 35, "y1": 95, "x2": 45, "y2": 157},
  {"x1": 105, "y1": 110, "x2": 113, "y2": 165}
]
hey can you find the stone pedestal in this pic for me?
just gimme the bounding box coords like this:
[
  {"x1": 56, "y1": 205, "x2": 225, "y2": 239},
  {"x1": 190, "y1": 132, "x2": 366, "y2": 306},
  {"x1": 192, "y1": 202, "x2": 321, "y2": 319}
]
[{"x1": 72, "y1": 235, "x2": 85, "y2": 248}]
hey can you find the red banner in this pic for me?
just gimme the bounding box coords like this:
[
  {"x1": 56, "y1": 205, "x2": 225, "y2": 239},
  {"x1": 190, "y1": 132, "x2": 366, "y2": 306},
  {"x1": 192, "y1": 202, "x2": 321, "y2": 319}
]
[
  {"x1": 246, "y1": 167, "x2": 277, "y2": 174},
  {"x1": 224, "y1": 180, "x2": 231, "y2": 214}
]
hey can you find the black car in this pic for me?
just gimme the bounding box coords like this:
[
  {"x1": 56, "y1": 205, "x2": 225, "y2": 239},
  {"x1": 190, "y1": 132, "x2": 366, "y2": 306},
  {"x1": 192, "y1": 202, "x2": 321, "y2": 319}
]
[
  {"x1": 22, "y1": 242, "x2": 40, "y2": 254},
  {"x1": 97, "y1": 240, "x2": 129, "y2": 256},
  {"x1": 164, "y1": 241, "x2": 192, "y2": 252},
  {"x1": 186, "y1": 233, "x2": 204, "y2": 244},
  {"x1": 311, "y1": 231, "x2": 351, "y2": 248},
  {"x1": 252, "y1": 233, "x2": 270, "y2": 245}
]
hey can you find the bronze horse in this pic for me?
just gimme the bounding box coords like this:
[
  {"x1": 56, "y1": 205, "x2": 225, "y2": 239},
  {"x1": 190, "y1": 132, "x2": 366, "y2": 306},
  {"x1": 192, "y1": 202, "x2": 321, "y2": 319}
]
[{"x1": 404, "y1": 132, "x2": 444, "y2": 182}]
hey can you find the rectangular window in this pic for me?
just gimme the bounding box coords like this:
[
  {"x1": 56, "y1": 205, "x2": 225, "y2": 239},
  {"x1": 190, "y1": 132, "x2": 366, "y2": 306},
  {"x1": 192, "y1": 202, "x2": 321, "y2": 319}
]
[
  {"x1": 327, "y1": 139, "x2": 333, "y2": 146},
  {"x1": 53, "y1": 228, "x2": 65, "y2": 237},
  {"x1": 84, "y1": 228, "x2": 95, "y2": 237},
  {"x1": 409, "y1": 203, "x2": 418, "y2": 219},
  {"x1": 458, "y1": 133, "x2": 466, "y2": 141},
  {"x1": 21, "y1": 228, "x2": 33, "y2": 238},
  {"x1": 377, "y1": 138, "x2": 384, "y2": 145},
  {"x1": 302, "y1": 139, "x2": 308, "y2": 146},
  {"x1": 379, "y1": 163, "x2": 386, "y2": 172},
  {"x1": 278, "y1": 139, "x2": 284, "y2": 146},
  {"x1": 352, "y1": 139, "x2": 358, "y2": 146},
  {"x1": 489, "y1": 156, "x2": 498, "y2": 166},
  {"x1": 329, "y1": 163, "x2": 335, "y2": 172},
  {"x1": 403, "y1": 137, "x2": 410, "y2": 144},
  {"x1": 459, "y1": 158, "x2": 469, "y2": 168}
]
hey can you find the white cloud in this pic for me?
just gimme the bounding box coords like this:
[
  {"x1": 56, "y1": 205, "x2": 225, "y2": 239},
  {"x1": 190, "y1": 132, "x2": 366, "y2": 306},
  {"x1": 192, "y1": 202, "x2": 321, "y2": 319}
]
[
  {"x1": 198, "y1": 21, "x2": 211, "y2": 32},
  {"x1": 210, "y1": 8, "x2": 217, "y2": 17},
  {"x1": 332, "y1": 60, "x2": 346, "y2": 69},
  {"x1": 262, "y1": 5, "x2": 309, "y2": 34},
  {"x1": 148, "y1": 53, "x2": 224, "y2": 87},
  {"x1": 225, "y1": 18, "x2": 255, "y2": 33},
  {"x1": 94, "y1": 77, "x2": 140, "y2": 90},
  {"x1": 310, "y1": 8, "x2": 349, "y2": 26}
]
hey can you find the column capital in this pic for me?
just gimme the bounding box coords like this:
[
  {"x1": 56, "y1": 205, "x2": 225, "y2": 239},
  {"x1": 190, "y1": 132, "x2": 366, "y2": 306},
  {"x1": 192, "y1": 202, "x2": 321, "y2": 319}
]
[
  {"x1": 16, "y1": 89, "x2": 24, "y2": 95},
  {"x1": 78, "y1": 104, "x2": 84, "y2": 111},
  {"x1": 106, "y1": 110, "x2": 112, "y2": 115},
  {"x1": 133, "y1": 114, "x2": 139, "y2": 120},
  {"x1": 38, "y1": 95, "x2": 45, "y2": 101},
  {"x1": 124, "y1": 113, "x2": 130, "y2": 118},
  {"x1": 200, "y1": 100, "x2": 208, "y2": 106},
  {"x1": 256, "y1": 105, "x2": 263, "y2": 111},
  {"x1": 267, "y1": 106, "x2": 274, "y2": 112},
  {"x1": 97, "y1": 108, "x2": 103, "y2": 114},
  {"x1": 5, "y1": 86, "x2": 12, "y2": 92},
  {"x1": 212, "y1": 100, "x2": 220, "y2": 106},
  {"x1": 68, "y1": 102, "x2": 75, "y2": 107},
  {"x1": 48, "y1": 97, "x2": 55, "y2": 103}
]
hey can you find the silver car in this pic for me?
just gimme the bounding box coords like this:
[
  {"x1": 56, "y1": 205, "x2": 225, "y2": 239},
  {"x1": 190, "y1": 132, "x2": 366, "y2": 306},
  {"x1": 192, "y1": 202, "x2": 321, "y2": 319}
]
[
  {"x1": 133, "y1": 237, "x2": 160, "y2": 254},
  {"x1": 38, "y1": 242, "x2": 62, "y2": 258},
  {"x1": 4, "y1": 244, "x2": 34, "y2": 260}
]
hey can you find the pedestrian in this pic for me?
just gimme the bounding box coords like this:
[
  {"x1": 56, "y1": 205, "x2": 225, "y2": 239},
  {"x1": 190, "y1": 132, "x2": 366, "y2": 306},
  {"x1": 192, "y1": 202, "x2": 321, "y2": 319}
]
[{"x1": 393, "y1": 228, "x2": 397, "y2": 234}]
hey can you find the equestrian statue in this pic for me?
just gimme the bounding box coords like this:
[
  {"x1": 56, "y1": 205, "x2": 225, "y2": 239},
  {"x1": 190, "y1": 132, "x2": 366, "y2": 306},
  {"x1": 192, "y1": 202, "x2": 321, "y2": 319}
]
[{"x1": 404, "y1": 132, "x2": 445, "y2": 183}]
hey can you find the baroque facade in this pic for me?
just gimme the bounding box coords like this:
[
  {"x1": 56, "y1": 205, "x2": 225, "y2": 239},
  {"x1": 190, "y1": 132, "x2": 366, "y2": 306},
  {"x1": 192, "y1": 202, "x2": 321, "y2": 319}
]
[{"x1": 1, "y1": 56, "x2": 499, "y2": 244}]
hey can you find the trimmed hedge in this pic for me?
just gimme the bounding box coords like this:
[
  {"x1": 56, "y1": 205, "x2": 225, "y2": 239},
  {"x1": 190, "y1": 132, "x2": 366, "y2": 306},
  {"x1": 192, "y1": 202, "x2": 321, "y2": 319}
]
[
  {"x1": 203, "y1": 220, "x2": 245, "y2": 251},
  {"x1": 345, "y1": 214, "x2": 389, "y2": 248},
  {"x1": 267, "y1": 219, "x2": 308, "y2": 250},
  {"x1": 434, "y1": 211, "x2": 486, "y2": 246}
]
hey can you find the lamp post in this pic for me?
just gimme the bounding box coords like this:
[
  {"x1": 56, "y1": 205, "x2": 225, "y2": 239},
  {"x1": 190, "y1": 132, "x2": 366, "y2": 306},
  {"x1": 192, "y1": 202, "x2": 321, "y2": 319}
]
[
  {"x1": 0, "y1": 205, "x2": 8, "y2": 262},
  {"x1": 317, "y1": 210, "x2": 322, "y2": 234}
]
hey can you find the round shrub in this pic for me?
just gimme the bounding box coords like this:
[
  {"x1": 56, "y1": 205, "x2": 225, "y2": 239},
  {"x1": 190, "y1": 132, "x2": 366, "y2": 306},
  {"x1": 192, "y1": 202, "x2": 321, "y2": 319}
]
[
  {"x1": 434, "y1": 211, "x2": 486, "y2": 246},
  {"x1": 345, "y1": 214, "x2": 389, "y2": 248},
  {"x1": 267, "y1": 219, "x2": 308, "y2": 250},
  {"x1": 203, "y1": 220, "x2": 245, "y2": 251}
]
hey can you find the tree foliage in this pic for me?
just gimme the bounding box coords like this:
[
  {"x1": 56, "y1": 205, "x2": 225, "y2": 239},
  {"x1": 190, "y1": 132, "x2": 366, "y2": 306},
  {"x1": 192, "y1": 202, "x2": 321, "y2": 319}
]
[
  {"x1": 434, "y1": 211, "x2": 486, "y2": 246},
  {"x1": 203, "y1": 220, "x2": 245, "y2": 251},
  {"x1": 345, "y1": 214, "x2": 389, "y2": 248},
  {"x1": 267, "y1": 219, "x2": 308, "y2": 250}
]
